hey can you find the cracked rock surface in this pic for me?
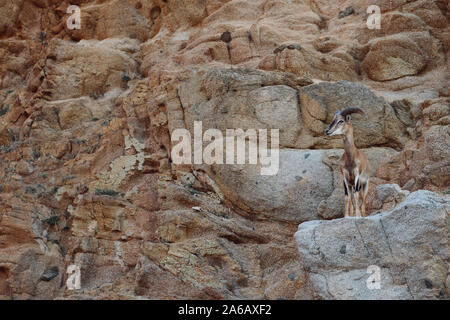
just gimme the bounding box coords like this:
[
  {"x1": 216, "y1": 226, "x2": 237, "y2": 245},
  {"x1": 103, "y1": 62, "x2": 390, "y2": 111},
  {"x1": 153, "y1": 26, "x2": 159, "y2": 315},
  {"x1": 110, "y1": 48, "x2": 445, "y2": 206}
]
[
  {"x1": 0, "y1": 0, "x2": 448, "y2": 299},
  {"x1": 295, "y1": 190, "x2": 450, "y2": 300}
]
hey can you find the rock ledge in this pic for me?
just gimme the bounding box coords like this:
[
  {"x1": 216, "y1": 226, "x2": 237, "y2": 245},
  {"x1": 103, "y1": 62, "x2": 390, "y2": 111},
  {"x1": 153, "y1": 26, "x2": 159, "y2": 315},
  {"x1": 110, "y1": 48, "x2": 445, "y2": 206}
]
[{"x1": 294, "y1": 190, "x2": 449, "y2": 300}]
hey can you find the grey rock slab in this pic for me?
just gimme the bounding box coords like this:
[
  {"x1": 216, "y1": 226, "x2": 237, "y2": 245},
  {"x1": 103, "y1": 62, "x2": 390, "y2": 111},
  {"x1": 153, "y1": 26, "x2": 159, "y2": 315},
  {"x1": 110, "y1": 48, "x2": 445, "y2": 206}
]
[{"x1": 295, "y1": 190, "x2": 450, "y2": 299}]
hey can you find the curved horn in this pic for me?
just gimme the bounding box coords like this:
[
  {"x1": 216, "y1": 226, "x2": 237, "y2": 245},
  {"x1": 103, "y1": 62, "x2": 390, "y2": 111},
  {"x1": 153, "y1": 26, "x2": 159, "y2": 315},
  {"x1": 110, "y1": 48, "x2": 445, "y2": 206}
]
[{"x1": 340, "y1": 107, "x2": 366, "y2": 117}]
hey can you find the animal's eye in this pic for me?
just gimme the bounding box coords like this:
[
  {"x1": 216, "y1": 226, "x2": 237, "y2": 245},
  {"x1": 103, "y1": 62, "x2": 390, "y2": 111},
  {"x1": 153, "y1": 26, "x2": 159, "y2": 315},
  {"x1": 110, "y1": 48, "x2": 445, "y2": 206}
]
[{"x1": 338, "y1": 120, "x2": 343, "y2": 124}]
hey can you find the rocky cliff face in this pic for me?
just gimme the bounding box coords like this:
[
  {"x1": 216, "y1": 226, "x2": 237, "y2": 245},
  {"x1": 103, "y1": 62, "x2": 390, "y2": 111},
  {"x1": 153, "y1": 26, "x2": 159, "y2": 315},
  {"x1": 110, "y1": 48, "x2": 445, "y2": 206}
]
[{"x1": 0, "y1": 0, "x2": 448, "y2": 299}]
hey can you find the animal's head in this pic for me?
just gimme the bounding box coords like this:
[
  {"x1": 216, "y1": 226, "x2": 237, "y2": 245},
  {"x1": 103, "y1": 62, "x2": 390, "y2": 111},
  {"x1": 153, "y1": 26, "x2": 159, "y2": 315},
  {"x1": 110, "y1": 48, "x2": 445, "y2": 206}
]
[{"x1": 325, "y1": 107, "x2": 366, "y2": 136}]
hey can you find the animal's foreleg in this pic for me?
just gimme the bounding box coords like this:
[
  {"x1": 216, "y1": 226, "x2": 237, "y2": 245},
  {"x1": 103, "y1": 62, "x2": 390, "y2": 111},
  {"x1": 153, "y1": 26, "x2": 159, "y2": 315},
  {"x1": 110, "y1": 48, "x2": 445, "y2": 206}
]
[
  {"x1": 343, "y1": 178, "x2": 350, "y2": 218},
  {"x1": 352, "y1": 170, "x2": 362, "y2": 217},
  {"x1": 349, "y1": 186, "x2": 356, "y2": 217},
  {"x1": 344, "y1": 195, "x2": 350, "y2": 217}
]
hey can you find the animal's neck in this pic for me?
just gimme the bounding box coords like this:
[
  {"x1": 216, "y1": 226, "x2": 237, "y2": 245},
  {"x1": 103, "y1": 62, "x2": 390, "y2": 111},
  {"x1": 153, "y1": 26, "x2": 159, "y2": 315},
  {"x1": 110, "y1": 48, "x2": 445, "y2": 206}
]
[{"x1": 343, "y1": 125, "x2": 357, "y2": 158}]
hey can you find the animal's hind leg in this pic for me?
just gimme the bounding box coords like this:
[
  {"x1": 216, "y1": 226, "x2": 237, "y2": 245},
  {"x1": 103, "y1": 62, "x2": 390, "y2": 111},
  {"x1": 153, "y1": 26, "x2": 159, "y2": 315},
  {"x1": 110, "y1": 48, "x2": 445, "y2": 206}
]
[
  {"x1": 351, "y1": 171, "x2": 362, "y2": 217},
  {"x1": 354, "y1": 191, "x2": 362, "y2": 217},
  {"x1": 349, "y1": 198, "x2": 354, "y2": 217},
  {"x1": 352, "y1": 170, "x2": 362, "y2": 217}
]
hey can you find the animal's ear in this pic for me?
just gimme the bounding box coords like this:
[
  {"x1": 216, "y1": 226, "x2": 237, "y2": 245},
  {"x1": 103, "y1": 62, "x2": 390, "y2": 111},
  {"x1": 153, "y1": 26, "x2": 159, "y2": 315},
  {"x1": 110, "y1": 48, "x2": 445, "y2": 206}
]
[{"x1": 345, "y1": 115, "x2": 351, "y2": 122}]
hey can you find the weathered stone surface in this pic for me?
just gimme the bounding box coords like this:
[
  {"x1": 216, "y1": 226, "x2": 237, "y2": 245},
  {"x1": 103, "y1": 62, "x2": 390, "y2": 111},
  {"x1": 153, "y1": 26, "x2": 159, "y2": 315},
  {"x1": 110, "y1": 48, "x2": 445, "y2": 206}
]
[
  {"x1": 375, "y1": 122, "x2": 450, "y2": 191},
  {"x1": 0, "y1": 0, "x2": 23, "y2": 37},
  {"x1": 295, "y1": 191, "x2": 450, "y2": 299},
  {"x1": 0, "y1": 0, "x2": 448, "y2": 300},
  {"x1": 58, "y1": 103, "x2": 93, "y2": 130},
  {"x1": 374, "y1": 183, "x2": 410, "y2": 211},
  {"x1": 299, "y1": 81, "x2": 412, "y2": 149},
  {"x1": 268, "y1": 43, "x2": 359, "y2": 81},
  {"x1": 68, "y1": 0, "x2": 153, "y2": 42},
  {"x1": 38, "y1": 38, "x2": 139, "y2": 101},
  {"x1": 357, "y1": 12, "x2": 430, "y2": 44},
  {"x1": 205, "y1": 149, "x2": 333, "y2": 222},
  {"x1": 176, "y1": 68, "x2": 308, "y2": 149},
  {"x1": 402, "y1": 0, "x2": 448, "y2": 29},
  {"x1": 361, "y1": 32, "x2": 433, "y2": 81},
  {"x1": 16, "y1": 160, "x2": 34, "y2": 176}
]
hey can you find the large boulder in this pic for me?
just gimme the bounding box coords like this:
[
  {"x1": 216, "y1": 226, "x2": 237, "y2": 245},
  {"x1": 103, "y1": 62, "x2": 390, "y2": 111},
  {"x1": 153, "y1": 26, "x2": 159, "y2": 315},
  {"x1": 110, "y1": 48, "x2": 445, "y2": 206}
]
[
  {"x1": 357, "y1": 12, "x2": 430, "y2": 44},
  {"x1": 0, "y1": 0, "x2": 23, "y2": 37},
  {"x1": 402, "y1": 0, "x2": 448, "y2": 29},
  {"x1": 203, "y1": 147, "x2": 397, "y2": 223},
  {"x1": 176, "y1": 68, "x2": 311, "y2": 149},
  {"x1": 175, "y1": 70, "x2": 412, "y2": 151},
  {"x1": 361, "y1": 32, "x2": 433, "y2": 81},
  {"x1": 36, "y1": 38, "x2": 139, "y2": 101},
  {"x1": 295, "y1": 190, "x2": 450, "y2": 299},
  {"x1": 298, "y1": 81, "x2": 412, "y2": 149},
  {"x1": 263, "y1": 44, "x2": 359, "y2": 81},
  {"x1": 173, "y1": 69, "x2": 411, "y2": 222},
  {"x1": 205, "y1": 149, "x2": 333, "y2": 223},
  {"x1": 0, "y1": 39, "x2": 41, "y2": 89},
  {"x1": 374, "y1": 124, "x2": 450, "y2": 190},
  {"x1": 66, "y1": 0, "x2": 153, "y2": 42}
]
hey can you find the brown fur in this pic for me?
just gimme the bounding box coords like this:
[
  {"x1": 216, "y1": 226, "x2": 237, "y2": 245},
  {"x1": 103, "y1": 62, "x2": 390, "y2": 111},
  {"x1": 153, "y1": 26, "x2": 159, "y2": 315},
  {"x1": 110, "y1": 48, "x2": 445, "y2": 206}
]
[{"x1": 325, "y1": 108, "x2": 371, "y2": 217}]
